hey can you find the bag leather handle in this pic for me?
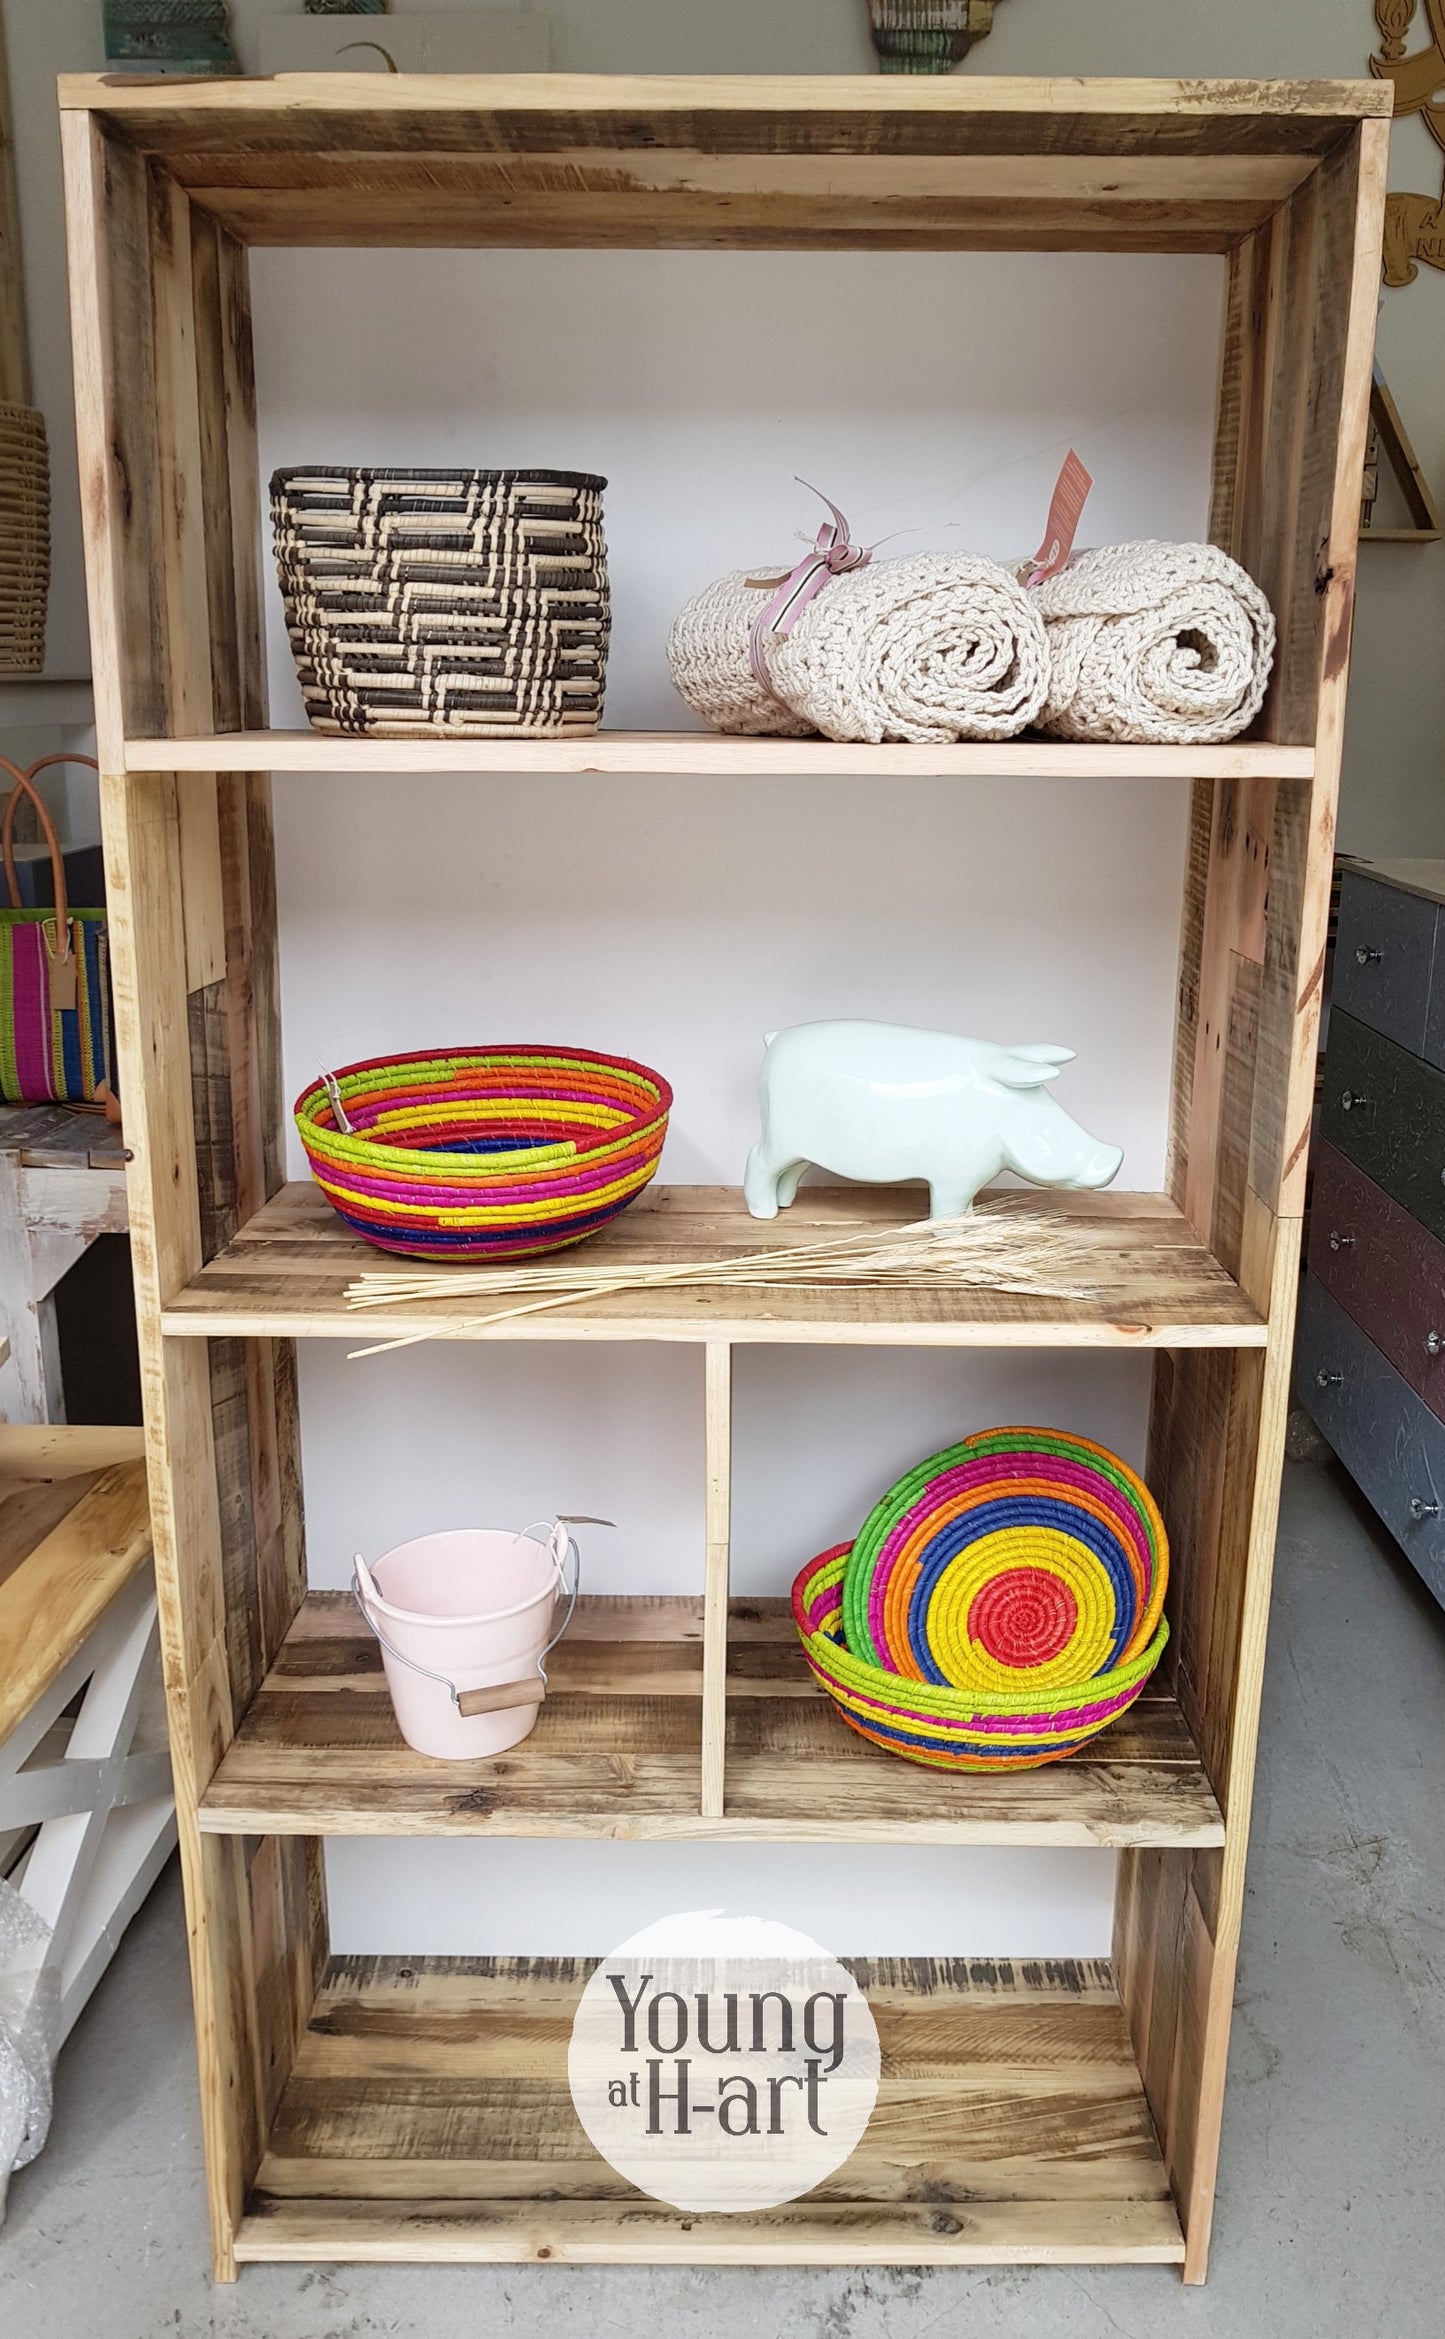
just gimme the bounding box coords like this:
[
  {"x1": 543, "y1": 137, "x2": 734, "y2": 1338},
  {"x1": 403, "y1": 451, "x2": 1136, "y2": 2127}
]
[{"x1": 0, "y1": 753, "x2": 98, "y2": 945}]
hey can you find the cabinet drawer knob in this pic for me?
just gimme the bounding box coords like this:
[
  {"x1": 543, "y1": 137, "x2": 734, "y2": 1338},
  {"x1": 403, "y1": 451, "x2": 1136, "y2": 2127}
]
[
  {"x1": 1355, "y1": 945, "x2": 1382, "y2": 966},
  {"x1": 1426, "y1": 1331, "x2": 1444, "y2": 1359},
  {"x1": 1340, "y1": 1090, "x2": 1369, "y2": 1112},
  {"x1": 1328, "y1": 1231, "x2": 1354, "y2": 1251},
  {"x1": 1315, "y1": 1368, "x2": 1343, "y2": 1389},
  {"x1": 1408, "y1": 1497, "x2": 1441, "y2": 1523}
]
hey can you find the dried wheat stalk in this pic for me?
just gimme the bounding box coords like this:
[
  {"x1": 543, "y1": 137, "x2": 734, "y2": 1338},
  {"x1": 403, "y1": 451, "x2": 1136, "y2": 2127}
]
[{"x1": 343, "y1": 1205, "x2": 1100, "y2": 1357}]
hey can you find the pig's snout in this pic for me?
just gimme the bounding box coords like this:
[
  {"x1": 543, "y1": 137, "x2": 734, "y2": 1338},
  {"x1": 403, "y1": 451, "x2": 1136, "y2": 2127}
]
[{"x1": 1078, "y1": 1141, "x2": 1124, "y2": 1190}]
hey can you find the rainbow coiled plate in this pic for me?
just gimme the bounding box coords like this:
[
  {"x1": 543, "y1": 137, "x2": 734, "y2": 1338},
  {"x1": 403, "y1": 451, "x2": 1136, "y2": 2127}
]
[{"x1": 791, "y1": 1428, "x2": 1169, "y2": 1771}]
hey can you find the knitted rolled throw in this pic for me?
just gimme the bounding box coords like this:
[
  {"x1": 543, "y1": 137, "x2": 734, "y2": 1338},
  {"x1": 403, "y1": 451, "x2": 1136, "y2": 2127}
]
[
  {"x1": 1034, "y1": 540, "x2": 1275, "y2": 746},
  {"x1": 667, "y1": 570, "x2": 815, "y2": 736},
  {"x1": 769, "y1": 553, "x2": 1050, "y2": 745}
]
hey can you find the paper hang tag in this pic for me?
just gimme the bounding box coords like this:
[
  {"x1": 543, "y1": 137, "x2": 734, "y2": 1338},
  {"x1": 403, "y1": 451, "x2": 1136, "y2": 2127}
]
[
  {"x1": 1027, "y1": 450, "x2": 1094, "y2": 587},
  {"x1": 45, "y1": 924, "x2": 79, "y2": 1013}
]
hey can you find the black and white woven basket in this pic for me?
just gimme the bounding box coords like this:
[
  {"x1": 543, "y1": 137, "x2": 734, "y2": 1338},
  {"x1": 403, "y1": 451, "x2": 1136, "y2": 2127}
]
[{"x1": 271, "y1": 467, "x2": 610, "y2": 737}]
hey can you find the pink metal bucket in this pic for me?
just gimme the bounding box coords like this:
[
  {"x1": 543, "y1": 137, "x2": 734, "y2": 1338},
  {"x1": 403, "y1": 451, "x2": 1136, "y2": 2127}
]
[{"x1": 353, "y1": 1520, "x2": 578, "y2": 1759}]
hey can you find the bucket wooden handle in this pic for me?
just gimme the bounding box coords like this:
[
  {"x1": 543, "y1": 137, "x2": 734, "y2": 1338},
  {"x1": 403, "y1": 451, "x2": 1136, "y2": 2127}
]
[{"x1": 456, "y1": 1677, "x2": 548, "y2": 1718}]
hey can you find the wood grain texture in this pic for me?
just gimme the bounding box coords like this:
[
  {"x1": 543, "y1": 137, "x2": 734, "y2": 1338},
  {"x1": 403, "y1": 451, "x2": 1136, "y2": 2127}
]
[
  {"x1": 161, "y1": 1182, "x2": 1268, "y2": 1349},
  {"x1": 1138, "y1": 112, "x2": 1388, "y2": 2286},
  {"x1": 701, "y1": 1342, "x2": 731, "y2": 1818},
  {"x1": 231, "y1": 1953, "x2": 1183, "y2": 2265},
  {"x1": 196, "y1": 1592, "x2": 1221, "y2": 1848},
  {"x1": 61, "y1": 114, "x2": 319, "y2": 2280},
  {"x1": 125, "y1": 732, "x2": 1316, "y2": 779},
  {"x1": 0, "y1": 1449, "x2": 151, "y2": 1743}
]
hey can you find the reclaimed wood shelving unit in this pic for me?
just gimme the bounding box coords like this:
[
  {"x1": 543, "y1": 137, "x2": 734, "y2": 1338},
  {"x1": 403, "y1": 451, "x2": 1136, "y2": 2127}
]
[{"x1": 59, "y1": 71, "x2": 1388, "y2": 2284}]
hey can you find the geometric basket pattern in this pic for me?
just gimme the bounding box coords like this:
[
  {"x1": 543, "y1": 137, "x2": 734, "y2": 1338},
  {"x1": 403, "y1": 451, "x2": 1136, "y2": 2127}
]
[{"x1": 271, "y1": 467, "x2": 610, "y2": 737}]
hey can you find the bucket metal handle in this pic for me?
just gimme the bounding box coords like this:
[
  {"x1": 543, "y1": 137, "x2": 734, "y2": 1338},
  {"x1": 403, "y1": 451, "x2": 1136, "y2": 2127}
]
[{"x1": 351, "y1": 1515, "x2": 611, "y2": 1716}]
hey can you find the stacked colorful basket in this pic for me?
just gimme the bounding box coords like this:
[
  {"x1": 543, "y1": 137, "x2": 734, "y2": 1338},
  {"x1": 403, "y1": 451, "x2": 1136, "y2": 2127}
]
[
  {"x1": 792, "y1": 1428, "x2": 1168, "y2": 1769},
  {"x1": 295, "y1": 1046, "x2": 671, "y2": 1261}
]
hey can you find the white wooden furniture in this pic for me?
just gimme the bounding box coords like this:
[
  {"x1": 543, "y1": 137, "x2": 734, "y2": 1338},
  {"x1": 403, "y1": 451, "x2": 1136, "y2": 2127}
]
[
  {"x1": 0, "y1": 1427, "x2": 174, "y2": 2046},
  {"x1": 0, "y1": 1107, "x2": 128, "y2": 1424}
]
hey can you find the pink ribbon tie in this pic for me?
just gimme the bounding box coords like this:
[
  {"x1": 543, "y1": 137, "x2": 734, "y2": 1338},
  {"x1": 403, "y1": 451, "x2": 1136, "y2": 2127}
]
[{"x1": 748, "y1": 485, "x2": 872, "y2": 686}]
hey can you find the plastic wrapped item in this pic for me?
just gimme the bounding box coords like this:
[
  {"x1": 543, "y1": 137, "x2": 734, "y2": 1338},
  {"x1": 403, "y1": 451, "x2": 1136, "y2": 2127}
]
[{"x1": 0, "y1": 1881, "x2": 56, "y2": 2222}]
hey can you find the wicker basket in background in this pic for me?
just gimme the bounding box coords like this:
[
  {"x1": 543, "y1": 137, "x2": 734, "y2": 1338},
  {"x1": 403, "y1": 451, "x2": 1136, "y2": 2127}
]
[
  {"x1": 0, "y1": 404, "x2": 50, "y2": 676},
  {"x1": 271, "y1": 466, "x2": 611, "y2": 737}
]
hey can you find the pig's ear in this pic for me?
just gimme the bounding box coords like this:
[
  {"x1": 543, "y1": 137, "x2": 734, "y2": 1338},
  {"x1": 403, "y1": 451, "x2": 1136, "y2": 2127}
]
[
  {"x1": 992, "y1": 1051, "x2": 1065, "y2": 1089},
  {"x1": 1006, "y1": 1044, "x2": 1076, "y2": 1065}
]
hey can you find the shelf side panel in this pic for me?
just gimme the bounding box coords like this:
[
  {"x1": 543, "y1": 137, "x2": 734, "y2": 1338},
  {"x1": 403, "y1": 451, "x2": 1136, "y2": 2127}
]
[
  {"x1": 1137, "y1": 115, "x2": 1390, "y2": 2284},
  {"x1": 60, "y1": 115, "x2": 322, "y2": 2280}
]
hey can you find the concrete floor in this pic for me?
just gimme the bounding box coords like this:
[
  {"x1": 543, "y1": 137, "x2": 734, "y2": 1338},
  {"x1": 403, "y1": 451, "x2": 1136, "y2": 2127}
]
[{"x1": 3, "y1": 1457, "x2": 1443, "y2": 2339}]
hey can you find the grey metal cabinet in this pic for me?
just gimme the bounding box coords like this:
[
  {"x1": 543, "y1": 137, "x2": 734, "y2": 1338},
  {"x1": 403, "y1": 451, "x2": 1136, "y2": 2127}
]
[{"x1": 1299, "y1": 858, "x2": 1445, "y2": 1611}]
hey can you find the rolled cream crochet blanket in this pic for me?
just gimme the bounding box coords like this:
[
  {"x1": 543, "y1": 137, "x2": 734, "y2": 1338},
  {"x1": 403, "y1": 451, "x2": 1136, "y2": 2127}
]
[
  {"x1": 667, "y1": 570, "x2": 814, "y2": 736},
  {"x1": 1034, "y1": 540, "x2": 1275, "y2": 745},
  {"x1": 668, "y1": 552, "x2": 1050, "y2": 743}
]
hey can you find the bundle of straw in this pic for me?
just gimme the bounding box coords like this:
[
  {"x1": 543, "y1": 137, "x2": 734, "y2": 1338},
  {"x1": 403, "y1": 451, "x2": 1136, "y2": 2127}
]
[{"x1": 343, "y1": 1206, "x2": 1100, "y2": 1356}]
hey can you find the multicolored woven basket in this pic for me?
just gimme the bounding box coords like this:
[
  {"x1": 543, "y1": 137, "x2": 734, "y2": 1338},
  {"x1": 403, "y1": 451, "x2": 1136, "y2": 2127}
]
[
  {"x1": 295, "y1": 1046, "x2": 671, "y2": 1261},
  {"x1": 792, "y1": 1428, "x2": 1169, "y2": 1770}
]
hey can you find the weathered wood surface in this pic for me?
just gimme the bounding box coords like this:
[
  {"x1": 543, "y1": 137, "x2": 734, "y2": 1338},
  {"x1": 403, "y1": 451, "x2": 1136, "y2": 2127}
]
[
  {"x1": 161, "y1": 1182, "x2": 1268, "y2": 1348},
  {"x1": 52, "y1": 74, "x2": 1389, "y2": 254},
  {"x1": 197, "y1": 1592, "x2": 1222, "y2": 1848},
  {"x1": 234, "y1": 1953, "x2": 1183, "y2": 2265},
  {"x1": 125, "y1": 733, "x2": 1317, "y2": 778},
  {"x1": 61, "y1": 107, "x2": 319, "y2": 2281},
  {"x1": 0, "y1": 1437, "x2": 150, "y2": 1742},
  {"x1": 1134, "y1": 110, "x2": 1389, "y2": 2285}
]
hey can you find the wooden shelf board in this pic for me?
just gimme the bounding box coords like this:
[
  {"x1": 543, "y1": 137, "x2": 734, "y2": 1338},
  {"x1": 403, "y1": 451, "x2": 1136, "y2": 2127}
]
[
  {"x1": 124, "y1": 731, "x2": 1316, "y2": 780},
  {"x1": 0, "y1": 1435, "x2": 151, "y2": 1745},
  {"x1": 58, "y1": 73, "x2": 1384, "y2": 254},
  {"x1": 233, "y1": 1952, "x2": 1185, "y2": 2265},
  {"x1": 163, "y1": 1183, "x2": 1268, "y2": 1350},
  {"x1": 197, "y1": 1593, "x2": 1224, "y2": 1847}
]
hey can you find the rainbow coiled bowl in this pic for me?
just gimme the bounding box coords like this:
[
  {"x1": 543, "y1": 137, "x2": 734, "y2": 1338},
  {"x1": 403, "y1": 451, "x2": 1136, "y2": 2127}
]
[
  {"x1": 294, "y1": 1046, "x2": 671, "y2": 1261},
  {"x1": 791, "y1": 1428, "x2": 1169, "y2": 1771}
]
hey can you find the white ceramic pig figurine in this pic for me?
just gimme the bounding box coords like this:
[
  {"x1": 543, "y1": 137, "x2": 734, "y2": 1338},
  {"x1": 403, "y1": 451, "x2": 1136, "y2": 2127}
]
[{"x1": 743, "y1": 1020, "x2": 1124, "y2": 1220}]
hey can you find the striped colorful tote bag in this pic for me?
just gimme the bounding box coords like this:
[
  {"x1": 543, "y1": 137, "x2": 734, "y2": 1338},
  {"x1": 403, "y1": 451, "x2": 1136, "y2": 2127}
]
[{"x1": 0, "y1": 756, "x2": 115, "y2": 1108}]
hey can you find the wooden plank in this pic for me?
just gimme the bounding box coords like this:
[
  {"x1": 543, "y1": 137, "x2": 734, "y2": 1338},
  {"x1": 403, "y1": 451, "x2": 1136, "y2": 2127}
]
[
  {"x1": 197, "y1": 1591, "x2": 1220, "y2": 1846},
  {"x1": 700, "y1": 1342, "x2": 730, "y2": 1818},
  {"x1": 124, "y1": 732, "x2": 1317, "y2": 780},
  {"x1": 56, "y1": 72, "x2": 1391, "y2": 158},
  {"x1": 0, "y1": 1457, "x2": 152, "y2": 1742},
  {"x1": 61, "y1": 113, "x2": 320, "y2": 2282},
  {"x1": 146, "y1": 162, "x2": 225, "y2": 991},
  {"x1": 231, "y1": 1952, "x2": 1182, "y2": 2265},
  {"x1": 103, "y1": 151, "x2": 1322, "y2": 205},
  {"x1": 235, "y1": 2193, "x2": 1183, "y2": 2265},
  {"x1": 154, "y1": 194, "x2": 1280, "y2": 255},
  {"x1": 159, "y1": 1182, "x2": 1269, "y2": 1348},
  {"x1": 1138, "y1": 113, "x2": 1389, "y2": 2285}
]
